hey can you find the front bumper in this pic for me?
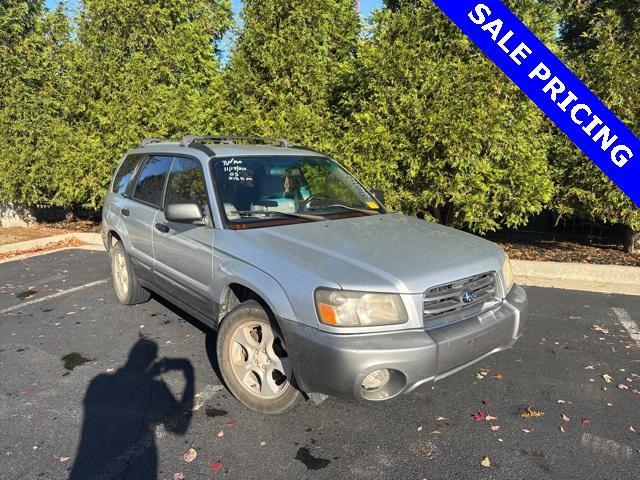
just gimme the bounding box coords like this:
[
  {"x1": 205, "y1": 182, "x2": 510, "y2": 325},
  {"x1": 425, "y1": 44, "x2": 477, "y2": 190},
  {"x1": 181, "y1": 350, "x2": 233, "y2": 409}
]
[{"x1": 280, "y1": 284, "x2": 527, "y2": 401}]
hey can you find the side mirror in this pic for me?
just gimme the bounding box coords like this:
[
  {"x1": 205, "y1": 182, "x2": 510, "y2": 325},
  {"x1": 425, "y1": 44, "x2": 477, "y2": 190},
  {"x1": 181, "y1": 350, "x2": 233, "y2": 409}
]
[
  {"x1": 371, "y1": 189, "x2": 385, "y2": 206},
  {"x1": 165, "y1": 202, "x2": 203, "y2": 223}
]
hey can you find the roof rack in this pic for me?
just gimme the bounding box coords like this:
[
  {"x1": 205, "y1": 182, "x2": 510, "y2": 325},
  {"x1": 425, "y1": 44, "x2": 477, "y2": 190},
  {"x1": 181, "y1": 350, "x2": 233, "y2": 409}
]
[
  {"x1": 179, "y1": 135, "x2": 291, "y2": 148},
  {"x1": 140, "y1": 137, "x2": 179, "y2": 147}
]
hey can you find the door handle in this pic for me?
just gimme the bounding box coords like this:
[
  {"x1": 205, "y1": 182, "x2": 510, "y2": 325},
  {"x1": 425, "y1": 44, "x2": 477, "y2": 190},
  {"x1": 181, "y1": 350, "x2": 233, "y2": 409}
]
[
  {"x1": 121, "y1": 208, "x2": 130, "y2": 217},
  {"x1": 155, "y1": 223, "x2": 170, "y2": 233}
]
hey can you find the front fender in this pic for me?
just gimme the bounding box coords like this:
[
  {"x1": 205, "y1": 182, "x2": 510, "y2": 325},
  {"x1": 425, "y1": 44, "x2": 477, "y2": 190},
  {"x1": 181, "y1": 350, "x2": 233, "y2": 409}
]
[{"x1": 216, "y1": 257, "x2": 297, "y2": 323}]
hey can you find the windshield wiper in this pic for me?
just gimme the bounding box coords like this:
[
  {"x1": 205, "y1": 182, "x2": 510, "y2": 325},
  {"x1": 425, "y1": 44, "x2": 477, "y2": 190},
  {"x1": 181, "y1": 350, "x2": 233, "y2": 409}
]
[
  {"x1": 309, "y1": 204, "x2": 380, "y2": 215},
  {"x1": 232, "y1": 210, "x2": 324, "y2": 222}
]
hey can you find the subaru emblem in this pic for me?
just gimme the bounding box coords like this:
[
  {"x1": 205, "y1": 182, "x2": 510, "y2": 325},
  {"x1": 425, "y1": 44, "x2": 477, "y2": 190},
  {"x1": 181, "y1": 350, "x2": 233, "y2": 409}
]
[{"x1": 460, "y1": 290, "x2": 476, "y2": 304}]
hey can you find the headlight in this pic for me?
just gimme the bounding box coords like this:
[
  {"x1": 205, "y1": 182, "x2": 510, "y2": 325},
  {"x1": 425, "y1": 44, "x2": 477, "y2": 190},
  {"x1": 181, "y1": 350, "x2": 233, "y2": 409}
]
[
  {"x1": 501, "y1": 256, "x2": 514, "y2": 294},
  {"x1": 315, "y1": 289, "x2": 408, "y2": 327}
]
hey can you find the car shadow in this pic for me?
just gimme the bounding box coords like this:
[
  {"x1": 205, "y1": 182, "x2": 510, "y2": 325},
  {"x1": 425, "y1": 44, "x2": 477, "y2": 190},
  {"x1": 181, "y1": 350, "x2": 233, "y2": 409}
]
[{"x1": 68, "y1": 339, "x2": 194, "y2": 480}]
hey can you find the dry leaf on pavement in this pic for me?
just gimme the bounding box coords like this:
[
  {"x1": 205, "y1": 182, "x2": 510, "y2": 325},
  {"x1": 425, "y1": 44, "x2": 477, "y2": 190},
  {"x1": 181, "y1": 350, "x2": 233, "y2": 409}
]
[
  {"x1": 472, "y1": 411, "x2": 487, "y2": 421},
  {"x1": 485, "y1": 415, "x2": 498, "y2": 421},
  {"x1": 521, "y1": 406, "x2": 544, "y2": 418},
  {"x1": 490, "y1": 425, "x2": 500, "y2": 431},
  {"x1": 602, "y1": 374, "x2": 613, "y2": 383},
  {"x1": 618, "y1": 384, "x2": 629, "y2": 390},
  {"x1": 217, "y1": 431, "x2": 224, "y2": 438},
  {"x1": 436, "y1": 416, "x2": 448, "y2": 421},
  {"x1": 560, "y1": 426, "x2": 566, "y2": 433},
  {"x1": 173, "y1": 474, "x2": 186, "y2": 480},
  {"x1": 183, "y1": 448, "x2": 197, "y2": 463},
  {"x1": 481, "y1": 456, "x2": 491, "y2": 468},
  {"x1": 584, "y1": 365, "x2": 594, "y2": 370},
  {"x1": 562, "y1": 414, "x2": 570, "y2": 422}
]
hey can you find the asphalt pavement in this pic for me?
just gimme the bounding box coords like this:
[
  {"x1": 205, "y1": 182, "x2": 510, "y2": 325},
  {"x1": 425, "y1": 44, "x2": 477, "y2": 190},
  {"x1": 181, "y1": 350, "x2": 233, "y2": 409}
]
[{"x1": 1, "y1": 249, "x2": 639, "y2": 480}]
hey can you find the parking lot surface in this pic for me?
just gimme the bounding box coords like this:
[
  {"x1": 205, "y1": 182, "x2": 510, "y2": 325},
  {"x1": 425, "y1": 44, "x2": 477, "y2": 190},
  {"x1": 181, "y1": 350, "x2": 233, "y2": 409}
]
[{"x1": 1, "y1": 249, "x2": 639, "y2": 479}]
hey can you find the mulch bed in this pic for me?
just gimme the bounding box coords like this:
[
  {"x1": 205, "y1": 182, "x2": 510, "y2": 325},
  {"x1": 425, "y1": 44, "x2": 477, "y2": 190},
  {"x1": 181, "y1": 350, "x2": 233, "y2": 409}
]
[
  {"x1": 41, "y1": 219, "x2": 101, "y2": 233},
  {"x1": 497, "y1": 239, "x2": 640, "y2": 267}
]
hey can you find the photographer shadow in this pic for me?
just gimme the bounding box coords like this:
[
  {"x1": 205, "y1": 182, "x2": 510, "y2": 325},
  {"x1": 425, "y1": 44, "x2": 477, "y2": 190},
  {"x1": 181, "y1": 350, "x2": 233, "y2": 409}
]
[{"x1": 69, "y1": 339, "x2": 194, "y2": 480}]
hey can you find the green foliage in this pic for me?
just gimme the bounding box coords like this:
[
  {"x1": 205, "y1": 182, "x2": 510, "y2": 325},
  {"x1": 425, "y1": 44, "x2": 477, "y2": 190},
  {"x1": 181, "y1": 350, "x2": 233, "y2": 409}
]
[
  {"x1": 336, "y1": 0, "x2": 556, "y2": 233},
  {"x1": 222, "y1": 0, "x2": 360, "y2": 152},
  {"x1": 551, "y1": 0, "x2": 640, "y2": 231},
  {"x1": 0, "y1": 0, "x2": 637, "y2": 238}
]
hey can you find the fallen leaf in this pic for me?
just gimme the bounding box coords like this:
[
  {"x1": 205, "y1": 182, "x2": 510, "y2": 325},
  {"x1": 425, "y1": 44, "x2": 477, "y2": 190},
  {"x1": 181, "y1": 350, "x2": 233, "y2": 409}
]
[
  {"x1": 562, "y1": 414, "x2": 570, "y2": 422},
  {"x1": 225, "y1": 420, "x2": 236, "y2": 427},
  {"x1": 472, "y1": 411, "x2": 487, "y2": 421},
  {"x1": 602, "y1": 374, "x2": 613, "y2": 383},
  {"x1": 106, "y1": 368, "x2": 115, "y2": 373},
  {"x1": 485, "y1": 415, "x2": 498, "y2": 421},
  {"x1": 476, "y1": 369, "x2": 490, "y2": 379},
  {"x1": 490, "y1": 425, "x2": 500, "y2": 431},
  {"x1": 521, "y1": 429, "x2": 532, "y2": 433},
  {"x1": 521, "y1": 406, "x2": 544, "y2": 418},
  {"x1": 417, "y1": 426, "x2": 423, "y2": 432},
  {"x1": 492, "y1": 373, "x2": 503, "y2": 380},
  {"x1": 584, "y1": 365, "x2": 594, "y2": 370},
  {"x1": 540, "y1": 336, "x2": 546, "y2": 344},
  {"x1": 183, "y1": 448, "x2": 197, "y2": 463},
  {"x1": 557, "y1": 399, "x2": 567, "y2": 404},
  {"x1": 582, "y1": 417, "x2": 591, "y2": 426},
  {"x1": 211, "y1": 461, "x2": 223, "y2": 471},
  {"x1": 618, "y1": 384, "x2": 629, "y2": 390},
  {"x1": 173, "y1": 474, "x2": 186, "y2": 480},
  {"x1": 435, "y1": 416, "x2": 449, "y2": 421},
  {"x1": 482, "y1": 400, "x2": 493, "y2": 407},
  {"x1": 560, "y1": 426, "x2": 566, "y2": 433},
  {"x1": 592, "y1": 325, "x2": 609, "y2": 334},
  {"x1": 59, "y1": 456, "x2": 70, "y2": 462},
  {"x1": 217, "y1": 431, "x2": 224, "y2": 438},
  {"x1": 630, "y1": 425, "x2": 637, "y2": 433},
  {"x1": 481, "y1": 456, "x2": 491, "y2": 468},
  {"x1": 260, "y1": 441, "x2": 267, "y2": 446},
  {"x1": 431, "y1": 430, "x2": 442, "y2": 435}
]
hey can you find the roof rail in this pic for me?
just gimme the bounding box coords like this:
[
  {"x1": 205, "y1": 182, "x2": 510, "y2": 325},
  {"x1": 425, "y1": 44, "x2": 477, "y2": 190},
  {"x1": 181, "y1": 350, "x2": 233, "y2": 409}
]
[
  {"x1": 179, "y1": 135, "x2": 291, "y2": 148},
  {"x1": 141, "y1": 137, "x2": 179, "y2": 147}
]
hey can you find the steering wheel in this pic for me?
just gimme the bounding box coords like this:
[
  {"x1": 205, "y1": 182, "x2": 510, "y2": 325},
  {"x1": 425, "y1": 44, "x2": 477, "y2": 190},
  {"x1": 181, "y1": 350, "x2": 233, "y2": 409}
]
[{"x1": 297, "y1": 192, "x2": 332, "y2": 212}]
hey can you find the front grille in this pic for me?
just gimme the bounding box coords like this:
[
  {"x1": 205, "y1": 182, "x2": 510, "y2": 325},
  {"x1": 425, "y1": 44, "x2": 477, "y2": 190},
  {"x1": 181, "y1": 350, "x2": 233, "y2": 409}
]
[{"x1": 423, "y1": 272, "x2": 501, "y2": 328}]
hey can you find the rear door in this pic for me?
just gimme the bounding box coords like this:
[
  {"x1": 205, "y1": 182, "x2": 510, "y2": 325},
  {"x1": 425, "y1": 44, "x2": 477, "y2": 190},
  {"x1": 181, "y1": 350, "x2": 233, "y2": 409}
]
[
  {"x1": 152, "y1": 156, "x2": 215, "y2": 317},
  {"x1": 124, "y1": 155, "x2": 173, "y2": 282}
]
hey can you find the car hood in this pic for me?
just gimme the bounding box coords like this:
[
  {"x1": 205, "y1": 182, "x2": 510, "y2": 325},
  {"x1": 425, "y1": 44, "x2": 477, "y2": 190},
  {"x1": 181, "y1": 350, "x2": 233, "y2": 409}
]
[{"x1": 234, "y1": 213, "x2": 506, "y2": 294}]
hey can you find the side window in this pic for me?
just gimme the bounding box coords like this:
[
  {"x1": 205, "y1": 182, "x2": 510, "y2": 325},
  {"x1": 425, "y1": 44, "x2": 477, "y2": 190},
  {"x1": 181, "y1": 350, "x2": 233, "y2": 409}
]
[
  {"x1": 132, "y1": 155, "x2": 172, "y2": 208},
  {"x1": 165, "y1": 157, "x2": 209, "y2": 213},
  {"x1": 112, "y1": 154, "x2": 143, "y2": 196}
]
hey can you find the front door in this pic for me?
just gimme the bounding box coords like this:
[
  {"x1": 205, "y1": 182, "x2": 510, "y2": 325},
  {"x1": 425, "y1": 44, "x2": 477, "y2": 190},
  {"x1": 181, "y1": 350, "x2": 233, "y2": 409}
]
[{"x1": 152, "y1": 156, "x2": 215, "y2": 318}]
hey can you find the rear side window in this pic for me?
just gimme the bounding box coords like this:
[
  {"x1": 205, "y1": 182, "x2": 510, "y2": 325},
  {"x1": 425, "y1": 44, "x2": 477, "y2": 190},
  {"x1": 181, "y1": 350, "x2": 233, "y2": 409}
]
[
  {"x1": 165, "y1": 157, "x2": 208, "y2": 212},
  {"x1": 133, "y1": 155, "x2": 172, "y2": 208},
  {"x1": 112, "y1": 154, "x2": 143, "y2": 195}
]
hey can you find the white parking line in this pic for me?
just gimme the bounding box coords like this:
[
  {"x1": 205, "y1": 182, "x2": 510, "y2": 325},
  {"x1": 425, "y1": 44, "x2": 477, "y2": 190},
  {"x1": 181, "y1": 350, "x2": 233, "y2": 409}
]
[
  {"x1": 612, "y1": 307, "x2": 640, "y2": 348},
  {"x1": 0, "y1": 279, "x2": 109, "y2": 315}
]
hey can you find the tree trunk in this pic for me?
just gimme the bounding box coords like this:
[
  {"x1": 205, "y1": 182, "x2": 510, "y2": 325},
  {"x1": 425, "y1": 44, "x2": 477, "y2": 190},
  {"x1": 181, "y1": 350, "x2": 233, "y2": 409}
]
[{"x1": 624, "y1": 226, "x2": 640, "y2": 254}]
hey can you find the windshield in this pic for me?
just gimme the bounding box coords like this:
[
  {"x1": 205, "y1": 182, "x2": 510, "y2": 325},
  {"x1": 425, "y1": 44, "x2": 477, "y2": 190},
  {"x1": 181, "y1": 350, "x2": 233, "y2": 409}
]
[{"x1": 211, "y1": 156, "x2": 381, "y2": 227}]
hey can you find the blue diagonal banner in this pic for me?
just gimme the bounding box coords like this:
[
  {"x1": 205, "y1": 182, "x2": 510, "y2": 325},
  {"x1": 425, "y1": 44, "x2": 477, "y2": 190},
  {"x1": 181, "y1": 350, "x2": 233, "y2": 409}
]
[{"x1": 432, "y1": 0, "x2": 640, "y2": 207}]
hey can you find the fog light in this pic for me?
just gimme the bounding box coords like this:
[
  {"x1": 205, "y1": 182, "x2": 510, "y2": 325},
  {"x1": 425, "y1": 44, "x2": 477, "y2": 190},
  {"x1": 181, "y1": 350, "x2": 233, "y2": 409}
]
[{"x1": 361, "y1": 369, "x2": 390, "y2": 391}]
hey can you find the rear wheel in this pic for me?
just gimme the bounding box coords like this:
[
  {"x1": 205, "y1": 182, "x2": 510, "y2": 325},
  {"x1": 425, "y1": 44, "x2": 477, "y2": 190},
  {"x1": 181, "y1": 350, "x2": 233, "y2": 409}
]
[
  {"x1": 217, "y1": 300, "x2": 300, "y2": 414},
  {"x1": 110, "y1": 241, "x2": 150, "y2": 305}
]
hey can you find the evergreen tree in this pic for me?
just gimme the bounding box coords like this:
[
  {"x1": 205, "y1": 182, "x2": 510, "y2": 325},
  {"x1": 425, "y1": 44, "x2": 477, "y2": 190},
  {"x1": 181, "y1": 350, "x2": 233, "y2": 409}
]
[
  {"x1": 67, "y1": 0, "x2": 232, "y2": 210},
  {"x1": 552, "y1": 0, "x2": 640, "y2": 252},
  {"x1": 336, "y1": 0, "x2": 557, "y2": 233},
  {"x1": 222, "y1": 0, "x2": 360, "y2": 151},
  {"x1": 0, "y1": 2, "x2": 75, "y2": 208}
]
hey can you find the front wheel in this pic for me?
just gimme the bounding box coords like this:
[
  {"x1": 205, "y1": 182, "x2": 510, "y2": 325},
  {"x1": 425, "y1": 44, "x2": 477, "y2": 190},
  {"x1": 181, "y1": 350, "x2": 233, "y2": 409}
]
[{"x1": 217, "y1": 300, "x2": 300, "y2": 414}]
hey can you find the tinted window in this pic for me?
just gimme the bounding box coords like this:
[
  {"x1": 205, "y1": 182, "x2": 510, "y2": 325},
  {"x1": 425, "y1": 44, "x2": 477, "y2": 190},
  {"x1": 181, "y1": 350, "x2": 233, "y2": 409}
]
[
  {"x1": 112, "y1": 154, "x2": 142, "y2": 195},
  {"x1": 165, "y1": 157, "x2": 209, "y2": 212},
  {"x1": 133, "y1": 156, "x2": 172, "y2": 207}
]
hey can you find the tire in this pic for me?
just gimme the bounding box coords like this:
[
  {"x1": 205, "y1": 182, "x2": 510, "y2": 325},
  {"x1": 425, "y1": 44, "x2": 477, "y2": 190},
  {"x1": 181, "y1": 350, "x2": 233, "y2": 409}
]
[
  {"x1": 110, "y1": 241, "x2": 151, "y2": 305},
  {"x1": 217, "y1": 300, "x2": 301, "y2": 414}
]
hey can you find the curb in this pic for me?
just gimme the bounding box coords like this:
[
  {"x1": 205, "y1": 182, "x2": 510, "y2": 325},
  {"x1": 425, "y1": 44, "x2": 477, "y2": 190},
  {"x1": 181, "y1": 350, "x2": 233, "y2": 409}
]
[
  {"x1": 512, "y1": 259, "x2": 640, "y2": 296},
  {"x1": 0, "y1": 232, "x2": 104, "y2": 254}
]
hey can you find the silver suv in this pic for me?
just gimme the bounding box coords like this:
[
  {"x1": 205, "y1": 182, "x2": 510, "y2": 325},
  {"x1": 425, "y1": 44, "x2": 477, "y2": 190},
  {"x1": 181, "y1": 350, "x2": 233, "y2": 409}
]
[{"x1": 102, "y1": 135, "x2": 527, "y2": 414}]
